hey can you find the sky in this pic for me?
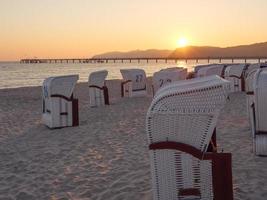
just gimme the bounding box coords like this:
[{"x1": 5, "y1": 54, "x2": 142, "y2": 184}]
[{"x1": 1, "y1": 0, "x2": 267, "y2": 61}]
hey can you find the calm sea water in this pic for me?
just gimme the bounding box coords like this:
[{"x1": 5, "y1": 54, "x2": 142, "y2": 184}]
[{"x1": 0, "y1": 59, "x2": 259, "y2": 89}]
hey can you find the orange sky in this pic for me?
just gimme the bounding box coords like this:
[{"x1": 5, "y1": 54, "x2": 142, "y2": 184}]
[{"x1": 1, "y1": 0, "x2": 267, "y2": 61}]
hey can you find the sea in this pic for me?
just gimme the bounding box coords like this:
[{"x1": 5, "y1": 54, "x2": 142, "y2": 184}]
[{"x1": 0, "y1": 59, "x2": 260, "y2": 89}]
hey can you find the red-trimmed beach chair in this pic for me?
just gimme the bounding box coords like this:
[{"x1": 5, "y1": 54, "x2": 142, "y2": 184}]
[
  {"x1": 88, "y1": 70, "x2": 109, "y2": 107},
  {"x1": 152, "y1": 67, "x2": 187, "y2": 96},
  {"x1": 224, "y1": 64, "x2": 249, "y2": 92},
  {"x1": 120, "y1": 69, "x2": 147, "y2": 97},
  {"x1": 146, "y1": 76, "x2": 233, "y2": 200},
  {"x1": 245, "y1": 64, "x2": 267, "y2": 136},
  {"x1": 247, "y1": 68, "x2": 267, "y2": 155},
  {"x1": 42, "y1": 75, "x2": 79, "y2": 128}
]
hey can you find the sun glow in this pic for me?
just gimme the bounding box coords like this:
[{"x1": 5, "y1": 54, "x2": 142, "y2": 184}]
[{"x1": 177, "y1": 37, "x2": 188, "y2": 47}]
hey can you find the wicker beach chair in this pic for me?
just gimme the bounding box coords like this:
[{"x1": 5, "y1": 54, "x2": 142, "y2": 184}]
[
  {"x1": 88, "y1": 70, "x2": 109, "y2": 107},
  {"x1": 146, "y1": 76, "x2": 233, "y2": 200},
  {"x1": 152, "y1": 67, "x2": 187, "y2": 96},
  {"x1": 247, "y1": 68, "x2": 267, "y2": 155},
  {"x1": 245, "y1": 64, "x2": 267, "y2": 134},
  {"x1": 120, "y1": 69, "x2": 147, "y2": 97},
  {"x1": 224, "y1": 64, "x2": 249, "y2": 92},
  {"x1": 196, "y1": 64, "x2": 227, "y2": 78},
  {"x1": 42, "y1": 75, "x2": 79, "y2": 128}
]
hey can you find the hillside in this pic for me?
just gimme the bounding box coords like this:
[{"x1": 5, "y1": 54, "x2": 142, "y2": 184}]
[
  {"x1": 92, "y1": 42, "x2": 267, "y2": 59},
  {"x1": 92, "y1": 49, "x2": 172, "y2": 58},
  {"x1": 169, "y1": 42, "x2": 267, "y2": 58}
]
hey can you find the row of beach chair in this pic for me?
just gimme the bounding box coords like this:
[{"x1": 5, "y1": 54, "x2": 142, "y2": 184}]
[
  {"x1": 41, "y1": 63, "x2": 267, "y2": 157},
  {"x1": 41, "y1": 67, "x2": 188, "y2": 129},
  {"x1": 40, "y1": 63, "x2": 267, "y2": 200}
]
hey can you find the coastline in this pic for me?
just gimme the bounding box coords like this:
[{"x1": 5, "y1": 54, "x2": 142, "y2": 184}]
[{"x1": 0, "y1": 80, "x2": 267, "y2": 199}]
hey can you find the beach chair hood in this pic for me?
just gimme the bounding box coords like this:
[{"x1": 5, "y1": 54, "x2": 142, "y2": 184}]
[
  {"x1": 43, "y1": 75, "x2": 79, "y2": 98},
  {"x1": 152, "y1": 67, "x2": 187, "y2": 94},
  {"x1": 88, "y1": 70, "x2": 108, "y2": 87},
  {"x1": 147, "y1": 75, "x2": 230, "y2": 150},
  {"x1": 120, "y1": 68, "x2": 146, "y2": 90},
  {"x1": 197, "y1": 64, "x2": 225, "y2": 77}
]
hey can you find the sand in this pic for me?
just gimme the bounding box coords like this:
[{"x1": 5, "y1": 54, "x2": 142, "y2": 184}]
[{"x1": 0, "y1": 79, "x2": 266, "y2": 200}]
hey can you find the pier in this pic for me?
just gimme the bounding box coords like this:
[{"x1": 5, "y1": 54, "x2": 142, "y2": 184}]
[{"x1": 20, "y1": 57, "x2": 267, "y2": 64}]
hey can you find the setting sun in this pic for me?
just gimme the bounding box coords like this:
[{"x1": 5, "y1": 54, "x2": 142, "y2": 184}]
[{"x1": 177, "y1": 37, "x2": 188, "y2": 48}]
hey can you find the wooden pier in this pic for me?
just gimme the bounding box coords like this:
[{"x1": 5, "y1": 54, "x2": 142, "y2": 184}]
[{"x1": 20, "y1": 57, "x2": 267, "y2": 64}]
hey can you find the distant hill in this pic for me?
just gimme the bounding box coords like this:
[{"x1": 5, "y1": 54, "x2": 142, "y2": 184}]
[
  {"x1": 92, "y1": 42, "x2": 267, "y2": 59},
  {"x1": 169, "y1": 42, "x2": 267, "y2": 58},
  {"x1": 92, "y1": 49, "x2": 172, "y2": 58}
]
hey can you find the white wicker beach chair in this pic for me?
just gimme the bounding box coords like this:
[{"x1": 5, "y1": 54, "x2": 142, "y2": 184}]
[
  {"x1": 146, "y1": 76, "x2": 233, "y2": 200},
  {"x1": 42, "y1": 75, "x2": 79, "y2": 128},
  {"x1": 245, "y1": 64, "x2": 267, "y2": 134},
  {"x1": 196, "y1": 64, "x2": 226, "y2": 78},
  {"x1": 152, "y1": 67, "x2": 187, "y2": 95},
  {"x1": 88, "y1": 70, "x2": 109, "y2": 107},
  {"x1": 248, "y1": 68, "x2": 267, "y2": 155},
  {"x1": 224, "y1": 64, "x2": 249, "y2": 92},
  {"x1": 120, "y1": 69, "x2": 147, "y2": 97}
]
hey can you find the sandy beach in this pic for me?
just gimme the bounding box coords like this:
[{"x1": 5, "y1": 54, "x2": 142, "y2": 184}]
[{"x1": 0, "y1": 79, "x2": 267, "y2": 200}]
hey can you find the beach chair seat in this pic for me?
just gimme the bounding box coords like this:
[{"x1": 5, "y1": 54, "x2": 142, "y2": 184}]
[
  {"x1": 146, "y1": 76, "x2": 233, "y2": 200},
  {"x1": 224, "y1": 64, "x2": 249, "y2": 92},
  {"x1": 152, "y1": 67, "x2": 187, "y2": 96},
  {"x1": 88, "y1": 70, "x2": 109, "y2": 107},
  {"x1": 120, "y1": 69, "x2": 147, "y2": 97},
  {"x1": 42, "y1": 75, "x2": 79, "y2": 128},
  {"x1": 249, "y1": 68, "x2": 267, "y2": 155},
  {"x1": 196, "y1": 64, "x2": 227, "y2": 78}
]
